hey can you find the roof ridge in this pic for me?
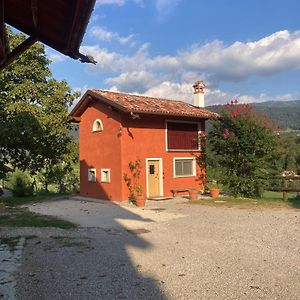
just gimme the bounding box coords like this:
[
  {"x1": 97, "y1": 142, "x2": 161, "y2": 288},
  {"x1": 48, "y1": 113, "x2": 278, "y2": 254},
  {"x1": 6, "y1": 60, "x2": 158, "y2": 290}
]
[
  {"x1": 90, "y1": 89, "x2": 189, "y2": 104},
  {"x1": 71, "y1": 88, "x2": 219, "y2": 119}
]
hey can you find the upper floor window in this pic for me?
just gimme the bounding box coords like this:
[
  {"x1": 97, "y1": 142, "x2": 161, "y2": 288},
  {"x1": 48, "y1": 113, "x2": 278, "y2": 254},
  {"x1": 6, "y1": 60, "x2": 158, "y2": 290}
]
[
  {"x1": 92, "y1": 119, "x2": 103, "y2": 132},
  {"x1": 167, "y1": 121, "x2": 199, "y2": 150}
]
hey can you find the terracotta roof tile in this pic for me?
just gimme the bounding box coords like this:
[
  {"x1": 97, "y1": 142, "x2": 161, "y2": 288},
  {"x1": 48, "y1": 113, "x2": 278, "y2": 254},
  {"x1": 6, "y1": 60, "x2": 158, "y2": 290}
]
[{"x1": 89, "y1": 89, "x2": 218, "y2": 119}]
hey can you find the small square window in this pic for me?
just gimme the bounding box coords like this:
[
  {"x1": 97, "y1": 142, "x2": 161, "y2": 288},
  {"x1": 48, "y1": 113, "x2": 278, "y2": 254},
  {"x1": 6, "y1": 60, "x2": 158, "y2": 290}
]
[
  {"x1": 101, "y1": 169, "x2": 111, "y2": 183},
  {"x1": 174, "y1": 158, "x2": 195, "y2": 177},
  {"x1": 88, "y1": 168, "x2": 96, "y2": 182}
]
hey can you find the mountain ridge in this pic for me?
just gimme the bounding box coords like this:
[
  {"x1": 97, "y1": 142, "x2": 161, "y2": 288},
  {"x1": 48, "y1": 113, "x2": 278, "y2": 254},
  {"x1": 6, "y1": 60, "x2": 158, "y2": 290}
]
[{"x1": 207, "y1": 99, "x2": 300, "y2": 130}]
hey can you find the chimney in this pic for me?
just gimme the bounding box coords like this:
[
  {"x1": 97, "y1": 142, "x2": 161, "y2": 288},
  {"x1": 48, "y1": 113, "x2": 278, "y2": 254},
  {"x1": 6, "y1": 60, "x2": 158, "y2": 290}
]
[{"x1": 193, "y1": 81, "x2": 205, "y2": 107}]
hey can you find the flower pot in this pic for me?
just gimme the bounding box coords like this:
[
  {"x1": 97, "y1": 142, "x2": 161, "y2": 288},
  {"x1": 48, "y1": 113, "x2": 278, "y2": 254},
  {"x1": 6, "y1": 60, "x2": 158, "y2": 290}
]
[
  {"x1": 210, "y1": 188, "x2": 220, "y2": 198},
  {"x1": 189, "y1": 189, "x2": 199, "y2": 202},
  {"x1": 135, "y1": 196, "x2": 146, "y2": 207}
]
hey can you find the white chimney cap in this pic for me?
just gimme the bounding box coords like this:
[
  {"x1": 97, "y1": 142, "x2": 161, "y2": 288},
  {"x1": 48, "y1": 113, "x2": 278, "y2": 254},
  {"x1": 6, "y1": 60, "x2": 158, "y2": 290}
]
[
  {"x1": 193, "y1": 81, "x2": 205, "y2": 107},
  {"x1": 193, "y1": 81, "x2": 205, "y2": 94}
]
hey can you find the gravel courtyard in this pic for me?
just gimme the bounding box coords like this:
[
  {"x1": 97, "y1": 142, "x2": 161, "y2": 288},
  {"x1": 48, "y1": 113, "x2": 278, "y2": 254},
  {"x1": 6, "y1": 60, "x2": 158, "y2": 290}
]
[{"x1": 1, "y1": 198, "x2": 299, "y2": 299}]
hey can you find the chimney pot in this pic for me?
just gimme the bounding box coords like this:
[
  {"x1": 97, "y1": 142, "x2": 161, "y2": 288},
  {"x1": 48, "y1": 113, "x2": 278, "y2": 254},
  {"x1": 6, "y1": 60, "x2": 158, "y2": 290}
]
[{"x1": 193, "y1": 81, "x2": 205, "y2": 107}]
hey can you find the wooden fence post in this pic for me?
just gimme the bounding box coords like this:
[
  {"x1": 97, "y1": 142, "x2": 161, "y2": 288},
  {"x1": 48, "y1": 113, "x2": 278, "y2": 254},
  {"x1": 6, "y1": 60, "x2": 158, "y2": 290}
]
[{"x1": 282, "y1": 178, "x2": 288, "y2": 201}]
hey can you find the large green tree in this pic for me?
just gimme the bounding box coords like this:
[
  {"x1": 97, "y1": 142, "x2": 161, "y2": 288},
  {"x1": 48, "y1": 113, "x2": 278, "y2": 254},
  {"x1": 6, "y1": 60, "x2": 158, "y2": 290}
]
[
  {"x1": 279, "y1": 133, "x2": 300, "y2": 174},
  {"x1": 208, "y1": 102, "x2": 280, "y2": 198},
  {"x1": 0, "y1": 28, "x2": 78, "y2": 178}
]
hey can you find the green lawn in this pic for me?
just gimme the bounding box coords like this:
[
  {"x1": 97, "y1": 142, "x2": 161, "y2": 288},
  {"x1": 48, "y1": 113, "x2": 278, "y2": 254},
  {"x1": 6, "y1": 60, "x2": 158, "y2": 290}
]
[
  {"x1": 1, "y1": 192, "x2": 68, "y2": 207},
  {"x1": 0, "y1": 191, "x2": 76, "y2": 228},
  {"x1": 0, "y1": 207, "x2": 76, "y2": 228},
  {"x1": 193, "y1": 191, "x2": 300, "y2": 209}
]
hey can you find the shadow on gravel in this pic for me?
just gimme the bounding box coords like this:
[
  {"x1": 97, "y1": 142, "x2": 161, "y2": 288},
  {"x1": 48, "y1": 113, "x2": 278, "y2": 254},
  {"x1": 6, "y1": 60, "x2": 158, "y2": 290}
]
[
  {"x1": 288, "y1": 196, "x2": 300, "y2": 209},
  {"x1": 14, "y1": 201, "x2": 168, "y2": 299}
]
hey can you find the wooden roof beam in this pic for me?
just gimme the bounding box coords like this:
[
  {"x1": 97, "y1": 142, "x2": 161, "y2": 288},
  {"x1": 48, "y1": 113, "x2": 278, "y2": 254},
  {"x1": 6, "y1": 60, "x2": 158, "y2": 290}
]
[
  {"x1": 0, "y1": 0, "x2": 9, "y2": 65},
  {"x1": 0, "y1": 35, "x2": 37, "y2": 72},
  {"x1": 1, "y1": 0, "x2": 38, "y2": 71}
]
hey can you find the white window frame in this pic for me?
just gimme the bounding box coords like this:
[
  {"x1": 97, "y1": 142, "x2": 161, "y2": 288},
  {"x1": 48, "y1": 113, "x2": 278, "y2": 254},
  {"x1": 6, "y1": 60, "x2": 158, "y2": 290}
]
[
  {"x1": 88, "y1": 168, "x2": 97, "y2": 182},
  {"x1": 92, "y1": 119, "x2": 103, "y2": 132},
  {"x1": 165, "y1": 120, "x2": 202, "y2": 152},
  {"x1": 173, "y1": 157, "x2": 196, "y2": 178},
  {"x1": 101, "y1": 168, "x2": 111, "y2": 183}
]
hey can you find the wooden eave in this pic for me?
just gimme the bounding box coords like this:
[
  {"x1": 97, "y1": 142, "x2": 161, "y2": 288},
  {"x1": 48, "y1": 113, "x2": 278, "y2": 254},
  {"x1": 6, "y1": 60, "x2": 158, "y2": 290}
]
[
  {"x1": 69, "y1": 91, "x2": 129, "y2": 122},
  {"x1": 0, "y1": 0, "x2": 96, "y2": 71}
]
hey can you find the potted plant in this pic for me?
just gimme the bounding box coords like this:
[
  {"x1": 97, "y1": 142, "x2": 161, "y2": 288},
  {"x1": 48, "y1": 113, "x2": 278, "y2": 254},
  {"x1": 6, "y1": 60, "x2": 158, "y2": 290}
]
[
  {"x1": 208, "y1": 180, "x2": 220, "y2": 198},
  {"x1": 135, "y1": 184, "x2": 145, "y2": 207},
  {"x1": 188, "y1": 189, "x2": 199, "y2": 202}
]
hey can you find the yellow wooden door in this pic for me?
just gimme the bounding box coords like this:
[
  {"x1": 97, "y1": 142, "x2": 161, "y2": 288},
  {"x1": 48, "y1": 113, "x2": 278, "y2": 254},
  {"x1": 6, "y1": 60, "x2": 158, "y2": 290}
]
[{"x1": 148, "y1": 160, "x2": 160, "y2": 197}]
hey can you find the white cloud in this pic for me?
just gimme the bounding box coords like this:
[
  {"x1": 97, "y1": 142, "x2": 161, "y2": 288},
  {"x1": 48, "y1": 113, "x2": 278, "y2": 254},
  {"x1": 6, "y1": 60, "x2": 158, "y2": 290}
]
[
  {"x1": 105, "y1": 71, "x2": 161, "y2": 92},
  {"x1": 236, "y1": 92, "x2": 295, "y2": 104},
  {"x1": 46, "y1": 48, "x2": 65, "y2": 63},
  {"x1": 69, "y1": 85, "x2": 90, "y2": 111},
  {"x1": 155, "y1": 0, "x2": 183, "y2": 21},
  {"x1": 205, "y1": 90, "x2": 296, "y2": 106},
  {"x1": 81, "y1": 30, "x2": 300, "y2": 104},
  {"x1": 81, "y1": 46, "x2": 119, "y2": 72},
  {"x1": 119, "y1": 34, "x2": 136, "y2": 45},
  {"x1": 138, "y1": 82, "x2": 297, "y2": 106},
  {"x1": 48, "y1": 53, "x2": 65, "y2": 63},
  {"x1": 141, "y1": 81, "x2": 193, "y2": 101},
  {"x1": 90, "y1": 27, "x2": 115, "y2": 41},
  {"x1": 179, "y1": 30, "x2": 300, "y2": 81},
  {"x1": 81, "y1": 43, "x2": 150, "y2": 73},
  {"x1": 90, "y1": 26, "x2": 135, "y2": 46}
]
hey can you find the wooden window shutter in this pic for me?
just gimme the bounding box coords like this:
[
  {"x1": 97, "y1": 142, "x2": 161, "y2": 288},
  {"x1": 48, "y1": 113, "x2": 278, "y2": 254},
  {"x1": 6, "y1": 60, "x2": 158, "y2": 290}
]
[{"x1": 167, "y1": 122, "x2": 199, "y2": 150}]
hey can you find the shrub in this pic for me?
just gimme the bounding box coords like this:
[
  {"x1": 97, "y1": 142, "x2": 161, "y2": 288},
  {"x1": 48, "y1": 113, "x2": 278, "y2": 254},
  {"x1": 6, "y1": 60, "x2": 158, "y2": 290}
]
[
  {"x1": 208, "y1": 101, "x2": 279, "y2": 198},
  {"x1": 7, "y1": 170, "x2": 33, "y2": 197},
  {"x1": 123, "y1": 159, "x2": 142, "y2": 203}
]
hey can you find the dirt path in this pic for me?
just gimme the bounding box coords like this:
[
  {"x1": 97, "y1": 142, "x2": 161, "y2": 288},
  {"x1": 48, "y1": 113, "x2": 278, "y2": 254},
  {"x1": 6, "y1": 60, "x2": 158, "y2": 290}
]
[{"x1": 1, "y1": 199, "x2": 299, "y2": 299}]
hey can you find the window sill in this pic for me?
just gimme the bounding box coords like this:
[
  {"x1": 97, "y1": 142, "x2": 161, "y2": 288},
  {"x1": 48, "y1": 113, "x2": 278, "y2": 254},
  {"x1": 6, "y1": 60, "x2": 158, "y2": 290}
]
[
  {"x1": 167, "y1": 149, "x2": 201, "y2": 152},
  {"x1": 174, "y1": 175, "x2": 196, "y2": 178}
]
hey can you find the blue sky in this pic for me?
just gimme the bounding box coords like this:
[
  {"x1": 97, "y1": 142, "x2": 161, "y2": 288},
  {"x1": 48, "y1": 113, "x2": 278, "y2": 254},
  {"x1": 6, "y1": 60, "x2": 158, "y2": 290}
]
[{"x1": 47, "y1": 0, "x2": 300, "y2": 106}]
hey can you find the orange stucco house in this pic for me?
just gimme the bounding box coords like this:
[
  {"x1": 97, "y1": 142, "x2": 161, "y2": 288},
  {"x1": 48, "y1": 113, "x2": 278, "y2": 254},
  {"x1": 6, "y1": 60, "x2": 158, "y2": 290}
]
[{"x1": 70, "y1": 81, "x2": 217, "y2": 202}]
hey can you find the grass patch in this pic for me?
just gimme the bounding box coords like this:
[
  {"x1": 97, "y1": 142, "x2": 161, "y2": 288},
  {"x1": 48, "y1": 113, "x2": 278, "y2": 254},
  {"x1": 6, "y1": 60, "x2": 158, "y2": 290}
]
[
  {"x1": 0, "y1": 208, "x2": 77, "y2": 229},
  {"x1": 51, "y1": 236, "x2": 92, "y2": 249},
  {"x1": 0, "y1": 236, "x2": 37, "y2": 250},
  {"x1": 0, "y1": 192, "x2": 68, "y2": 207},
  {"x1": 192, "y1": 192, "x2": 300, "y2": 209},
  {"x1": 0, "y1": 236, "x2": 20, "y2": 250}
]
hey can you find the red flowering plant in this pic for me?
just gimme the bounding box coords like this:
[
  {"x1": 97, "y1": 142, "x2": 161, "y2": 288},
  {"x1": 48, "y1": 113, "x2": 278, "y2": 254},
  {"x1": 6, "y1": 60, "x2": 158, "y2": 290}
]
[{"x1": 208, "y1": 100, "x2": 280, "y2": 198}]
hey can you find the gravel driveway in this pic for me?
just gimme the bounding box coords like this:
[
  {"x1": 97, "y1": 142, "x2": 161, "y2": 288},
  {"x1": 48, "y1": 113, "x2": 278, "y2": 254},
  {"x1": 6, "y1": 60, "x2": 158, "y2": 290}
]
[{"x1": 1, "y1": 198, "x2": 299, "y2": 299}]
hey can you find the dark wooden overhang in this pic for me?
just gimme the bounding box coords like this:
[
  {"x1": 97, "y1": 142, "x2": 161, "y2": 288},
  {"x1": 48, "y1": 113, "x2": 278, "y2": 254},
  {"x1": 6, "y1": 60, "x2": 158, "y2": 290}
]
[{"x1": 0, "y1": 0, "x2": 96, "y2": 71}]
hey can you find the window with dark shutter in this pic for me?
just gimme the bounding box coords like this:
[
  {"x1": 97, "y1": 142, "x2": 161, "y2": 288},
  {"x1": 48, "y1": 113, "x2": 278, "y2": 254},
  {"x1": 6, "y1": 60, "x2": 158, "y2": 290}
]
[{"x1": 167, "y1": 122, "x2": 199, "y2": 150}]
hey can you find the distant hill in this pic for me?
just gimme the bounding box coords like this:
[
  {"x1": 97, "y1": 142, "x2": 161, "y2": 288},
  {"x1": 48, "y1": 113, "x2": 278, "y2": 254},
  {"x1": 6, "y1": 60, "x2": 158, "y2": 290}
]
[{"x1": 207, "y1": 100, "x2": 300, "y2": 130}]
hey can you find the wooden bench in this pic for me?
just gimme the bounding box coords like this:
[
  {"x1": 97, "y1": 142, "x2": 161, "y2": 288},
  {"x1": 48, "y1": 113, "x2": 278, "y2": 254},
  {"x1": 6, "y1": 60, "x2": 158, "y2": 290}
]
[{"x1": 171, "y1": 188, "x2": 194, "y2": 197}]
